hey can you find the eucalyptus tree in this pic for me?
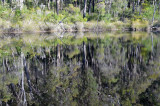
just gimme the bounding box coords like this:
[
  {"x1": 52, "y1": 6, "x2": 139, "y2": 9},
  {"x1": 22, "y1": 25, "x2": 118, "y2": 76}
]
[
  {"x1": 88, "y1": 0, "x2": 92, "y2": 14},
  {"x1": 83, "y1": 0, "x2": 87, "y2": 18},
  {"x1": 56, "y1": 0, "x2": 60, "y2": 15}
]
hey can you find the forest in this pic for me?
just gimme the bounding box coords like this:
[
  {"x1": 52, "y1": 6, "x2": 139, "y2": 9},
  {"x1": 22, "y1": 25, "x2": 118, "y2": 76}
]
[
  {"x1": 0, "y1": 0, "x2": 160, "y2": 32},
  {"x1": 1, "y1": 0, "x2": 160, "y2": 106}
]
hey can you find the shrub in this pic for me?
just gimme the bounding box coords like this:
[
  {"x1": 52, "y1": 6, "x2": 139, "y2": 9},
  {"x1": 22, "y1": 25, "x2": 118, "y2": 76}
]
[
  {"x1": 65, "y1": 4, "x2": 80, "y2": 15},
  {"x1": 64, "y1": 14, "x2": 87, "y2": 24},
  {"x1": 63, "y1": 24, "x2": 73, "y2": 31},
  {"x1": 75, "y1": 22, "x2": 84, "y2": 31},
  {"x1": 84, "y1": 21, "x2": 97, "y2": 30},
  {"x1": 22, "y1": 19, "x2": 40, "y2": 32},
  {"x1": 132, "y1": 19, "x2": 149, "y2": 31},
  {"x1": 96, "y1": 2, "x2": 105, "y2": 16}
]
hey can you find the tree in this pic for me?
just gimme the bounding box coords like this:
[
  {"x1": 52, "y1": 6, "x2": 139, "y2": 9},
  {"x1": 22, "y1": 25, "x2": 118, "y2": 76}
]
[
  {"x1": 88, "y1": 0, "x2": 92, "y2": 14},
  {"x1": 83, "y1": 0, "x2": 87, "y2": 18},
  {"x1": 56, "y1": 0, "x2": 60, "y2": 15}
]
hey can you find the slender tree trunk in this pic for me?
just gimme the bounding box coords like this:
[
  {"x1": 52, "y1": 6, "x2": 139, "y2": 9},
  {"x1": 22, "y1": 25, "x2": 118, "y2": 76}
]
[
  {"x1": 105, "y1": 0, "x2": 107, "y2": 13},
  {"x1": 109, "y1": 0, "x2": 112, "y2": 14},
  {"x1": 50, "y1": 0, "x2": 53, "y2": 9},
  {"x1": 9, "y1": 0, "x2": 12, "y2": 8},
  {"x1": 79, "y1": 0, "x2": 81, "y2": 10},
  {"x1": 139, "y1": 0, "x2": 144, "y2": 15},
  {"x1": 60, "y1": 0, "x2": 63, "y2": 10},
  {"x1": 56, "y1": 0, "x2": 60, "y2": 15},
  {"x1": 76, "y1": 0, "x2": 77, "y2": 7},
  {"x1": 83, "y1": 0, "x2": 87, "y2": 18},
  {"x1": 24, "y1": 58, "x2": 32, "y2": 92},
  {"x1": 54, "y1": 0, "x2": 56, "y2": 13},
  {"x1": 20, "y1": 53, "x2": 27, "y2": 106},
  {"x1": 152, "y1": 0, "x2": 157, "y2": 25},
  {"x1": 48, "y1": 0, "x2": 51, "y2": 10},
  {"x1": 132, "y1": 0, "x2": 135, "y2": 13},
  {"x1": 19, "y1": 0, "x2": 24, "y2": 10},
  {"x1": 92, "y1": 0, "x2": 94, "y2": 12},
  {"x1": 128, "y1": 0, "x2": 131, "y2": 8},
  {"x1": 83, "y1": 41, "x2": 86, "y2": 69},
  {"x1": 137, "y1": 0, "x2": 140, "y2": 11},
  {"x1": 1, "y1": 0, "x2": 5, "y2": 6},
  {"x1": 121, "y1": 1, "x2": 127, "y2": 21},
  {"x1": 88, "y1": 0, "x2": 92, "y2": 14},
  {"x1": 57, "y1": 44, "x2": 60, "y2": 66},
  {"x1": 158, "y1": 2, "x2": 160, "y2": 19}
]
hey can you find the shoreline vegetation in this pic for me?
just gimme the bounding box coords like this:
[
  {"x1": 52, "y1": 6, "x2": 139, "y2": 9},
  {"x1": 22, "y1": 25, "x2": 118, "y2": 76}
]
[
  {"x1": 0, "y1": 19, "x2": 153, "y2": 33},
  {"x1": 0, "y1": 1, "x2": 160, "y2": 33},
  {"x1": 0, "y1": 21, "x2": 151, "y2": 33}
]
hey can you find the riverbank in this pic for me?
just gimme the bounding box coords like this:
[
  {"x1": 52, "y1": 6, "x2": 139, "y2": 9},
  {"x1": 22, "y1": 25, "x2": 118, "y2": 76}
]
[
  {"x1": 0, "y1": 19, "x2": 151, "y2": 33},
  {"x1": 0, "y1": 4, "x2": 157, "y2": 33}
]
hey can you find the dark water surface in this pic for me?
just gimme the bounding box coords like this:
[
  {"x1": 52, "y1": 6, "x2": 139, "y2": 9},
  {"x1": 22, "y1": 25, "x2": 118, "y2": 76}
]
[{"x1": 0, "y1": 32, "x2": 160, "y2": 106}]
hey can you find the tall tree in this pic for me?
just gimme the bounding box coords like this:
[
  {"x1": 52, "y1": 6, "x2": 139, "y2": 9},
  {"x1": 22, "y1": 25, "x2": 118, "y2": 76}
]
[
  {"x1": 92, "y1": 0, "x2": 95, "y2": 12},
  {"x1": 152, "y1": 0, "x2": 157, "y2": 25},
  {"x1": 56, "y1": 0, "x2": 60, "y2": 15},
  {"x1": 88, "y1": 0, "x2": 92, "y2": 14},
  {"x1": 83, "y1": 0, "x2": 87, "y2": 18}
]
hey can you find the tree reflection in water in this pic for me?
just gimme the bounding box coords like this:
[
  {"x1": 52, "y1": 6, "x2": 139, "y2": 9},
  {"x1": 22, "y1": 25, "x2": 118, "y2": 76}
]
[{"x1": 0, "y1": 32, "x2": 160, "y2": 106}]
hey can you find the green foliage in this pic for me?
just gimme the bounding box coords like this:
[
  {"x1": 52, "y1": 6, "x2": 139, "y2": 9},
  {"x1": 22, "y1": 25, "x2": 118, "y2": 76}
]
[
  {"x1": 132, "y1": 19, "x2": 149, "y2": 31},
  {"x1": 66, "y1": 4, "x2": 80, "y2": 15},
  {"x1": 13, "y1": 9, "x2": 23, "y2": 23},
  {"x1": 0, "y1": 5, "x2": 11, "y2": 20},
  {"x1": 142, "y1": 6, "x2": 154, "y2": 21},
  {"x1": 0, "y1": 0, "x2": 159, "y2": 32},
  {"x1": 96, "y1": 2, "x2": 105, "y2": 15}
]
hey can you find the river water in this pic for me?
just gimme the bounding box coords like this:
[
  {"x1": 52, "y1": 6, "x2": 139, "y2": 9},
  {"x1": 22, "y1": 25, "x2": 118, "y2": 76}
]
[{"x1": 0, "y1": 32, "x2": 160, "y2": 106}]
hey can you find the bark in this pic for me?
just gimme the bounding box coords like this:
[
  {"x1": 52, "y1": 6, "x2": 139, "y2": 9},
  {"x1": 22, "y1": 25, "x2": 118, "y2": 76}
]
[
  {"x1": 24, "y1": 58, "x2": 32, "y2": 92},
  {"x1": 82, "y1": 41, "x2": 86, "y2": 69},
  {"x1": 105, "y1": 0, "x2": 107, "y2": 13},
  {"x1": 48, "y1": 0, "x2": 51, "y2": 10},
  {"x1": 56, "y1": 0, "x2": 60, "y2": 15},
  {"x1": 19, "y1": 0, "x2": 24, "y2": 10},
  {"x1": 57, "y1": 44, "x2": 60, "y2": 66},
  {"x1": 137, "y1": 0, "x2": 140, "y2": 11},
  {"x1": 79, "y1": 0, "x2": 81, "y2": 10},
  {"x1": 92, "y1": 0, "x2": 94, "y2": 12},
  {"x1": 1, "y1": 0, "x2": 5, "y2": 6},
  {"x1": 109, "y1": 0, "x2": 112, "y2": 13},
  {"x1": 83, "y1": 0, "x2": 87, "y2": 18},
  {"x1": 75, "y1": 0, "x2": 77, "y2": 7},
  {"x1": 132, "y1": 0, "x2": 135, "y2": 13},
  {"x1": 88, "y1": 0, "x2": 92, "y2": 14},
  {"x1": 20, "y1": 53, "x2": 27, "y2": 106},
  {"x1": 152, "y1": 0, "x2": 157, "y2": 25},
  {"x1": 60, "y1": 0, "x2": 63, "y2": 10},
  {"x1": 128, "y1": 0, "x2": 131, "y2": 8}
]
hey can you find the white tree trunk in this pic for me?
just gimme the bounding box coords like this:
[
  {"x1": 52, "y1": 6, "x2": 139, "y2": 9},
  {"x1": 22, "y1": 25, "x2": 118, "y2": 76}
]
[
  {"x1": 20, "y1": 53, "x2": 27, "y2": 106},
  {"x1": 83, "y1": 0, "x2": 87, "y2": 18}
]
